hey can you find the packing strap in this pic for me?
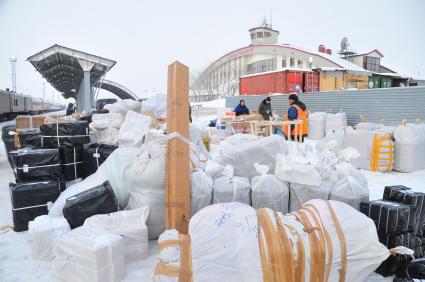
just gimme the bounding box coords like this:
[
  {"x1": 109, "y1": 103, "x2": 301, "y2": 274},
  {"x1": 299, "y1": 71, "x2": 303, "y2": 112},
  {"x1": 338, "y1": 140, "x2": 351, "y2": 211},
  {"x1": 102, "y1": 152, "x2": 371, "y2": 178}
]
[
  {"x1": 12, "y1": 201, "x2": 52, "y2": 211},
  {"x1": 155, "y1": 234, "x2": 193, "y2": 282},
  {"x1": 370, "y1": 133, "x2": 393, "y2": 172}
]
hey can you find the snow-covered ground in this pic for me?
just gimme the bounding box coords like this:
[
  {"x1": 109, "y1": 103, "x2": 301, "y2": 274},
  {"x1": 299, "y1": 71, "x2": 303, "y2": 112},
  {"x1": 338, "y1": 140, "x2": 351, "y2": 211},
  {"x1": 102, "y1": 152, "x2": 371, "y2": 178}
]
[
  {"x1": 191, "y1": 98, "x2": 226, "y2": 108},
  {"x1": 1, "y1": 104, "x2": 424, "y2": 281}
]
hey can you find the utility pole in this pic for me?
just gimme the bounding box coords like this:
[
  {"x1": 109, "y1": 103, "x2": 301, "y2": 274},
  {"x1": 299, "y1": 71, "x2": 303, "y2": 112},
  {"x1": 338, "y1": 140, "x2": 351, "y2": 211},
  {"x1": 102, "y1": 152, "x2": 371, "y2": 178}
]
[{"x1": 10, "y1": 57, "x2": 17, "y2": 93}]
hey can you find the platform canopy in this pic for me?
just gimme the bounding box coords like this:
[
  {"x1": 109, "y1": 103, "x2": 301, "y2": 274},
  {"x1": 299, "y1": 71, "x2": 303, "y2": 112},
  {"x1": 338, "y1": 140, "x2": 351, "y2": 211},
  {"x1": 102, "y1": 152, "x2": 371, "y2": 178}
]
[{"x1": 28, "y1": 44, "x2": 116, "y2": 95}]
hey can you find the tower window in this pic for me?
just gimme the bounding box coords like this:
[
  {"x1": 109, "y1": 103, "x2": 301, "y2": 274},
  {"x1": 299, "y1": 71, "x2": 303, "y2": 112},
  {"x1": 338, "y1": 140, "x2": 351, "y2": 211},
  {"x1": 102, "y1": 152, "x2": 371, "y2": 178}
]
[
  {"x1": 251, "y1": 33, "x2": 255, "y2": 40},
  {"x1": 256, "y1": 32, "x2": 263, "y2": 38},
  {"x1": 264, "y1": 32, "x2": 271, "y2": 37}
]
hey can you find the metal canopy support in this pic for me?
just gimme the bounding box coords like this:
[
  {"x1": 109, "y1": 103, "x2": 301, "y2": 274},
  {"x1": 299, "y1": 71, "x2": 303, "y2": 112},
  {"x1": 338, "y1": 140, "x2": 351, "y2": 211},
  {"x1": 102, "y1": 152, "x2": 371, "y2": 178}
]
[{"x1": 78, "y1": 59, "x2": 95, "y2": 113}]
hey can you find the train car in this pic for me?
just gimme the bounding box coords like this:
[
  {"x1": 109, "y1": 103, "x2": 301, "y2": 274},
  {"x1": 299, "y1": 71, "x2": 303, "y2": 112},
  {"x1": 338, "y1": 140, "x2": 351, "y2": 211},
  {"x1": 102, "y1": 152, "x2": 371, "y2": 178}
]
[{"x1": 0, "y1": 90, "x2": 31, "y2": 119}]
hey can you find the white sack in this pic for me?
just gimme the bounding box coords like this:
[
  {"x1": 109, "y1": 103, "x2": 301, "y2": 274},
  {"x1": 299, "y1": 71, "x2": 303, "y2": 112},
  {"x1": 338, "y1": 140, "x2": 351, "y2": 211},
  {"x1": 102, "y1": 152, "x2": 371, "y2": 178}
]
[
  {"x1": 53, "y1": 226, "x2": 125, "y2": 282},
  {"x1": 154, "y1": 200, "x2": 389, "y2": 282},
  {"x1": 118, "y1": 110, "x2": 151, "y2": 148},
  {"x1": 289, "y1": 182, "x2": 332, "y2": 212},
  {"x1": 394, "y1": 124, "x2": 425, "y2": 145},
  {"x1": 213, "y1": 166, "x2": 251, "y2": 205},
  {"x1": 218, "y1": 135, "x2": 287, "y2": 179},
  {"x1": 342, "y1": 127, "x2": 375, "y2": 170},
  {"x1": 317, "y1": 128, "x2": 345, "y2": 152},
  {"x1": 84, "y1": 207, "x2": 149, "y2": 262},
  {"x1": 49, "y1": 147, "x2": 140, "y2": 216},
  {"x1": 251, "y1": 163, "x2": 289, "y2": 214},
  {"x1": 326, "y1": 112, "x2": 347, "y2": 135},
  {"x1": 274, "y1": 152, "x2": 322, "y2": 186},
  {"x1": 204, "y1": 160, "x2": 225, "y2": 179},
  {"x1": 28, "y1": 215, "x2": 70, "y2": 260},
  {"x1": 190, "y1": 169, "x2": 213, "y2": 217},
  {"x1": 394, "y1": 141, "x2": 425, "y2": 172},
  {"x1": 308, "y1": 112, "x2": 326, "y2": 140},
  {"x1": 141, "y1": 93, "x2": 167, "y2": 117},
  {"x1": 330, "y1": 175, "x2": 369, "y2": 210}
]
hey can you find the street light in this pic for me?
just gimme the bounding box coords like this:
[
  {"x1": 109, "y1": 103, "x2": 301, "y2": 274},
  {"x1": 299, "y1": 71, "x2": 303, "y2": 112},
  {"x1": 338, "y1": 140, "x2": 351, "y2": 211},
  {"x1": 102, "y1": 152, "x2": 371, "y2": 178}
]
[{"x1": 308, "y1": 56, "x2": 313, "y2": 69}]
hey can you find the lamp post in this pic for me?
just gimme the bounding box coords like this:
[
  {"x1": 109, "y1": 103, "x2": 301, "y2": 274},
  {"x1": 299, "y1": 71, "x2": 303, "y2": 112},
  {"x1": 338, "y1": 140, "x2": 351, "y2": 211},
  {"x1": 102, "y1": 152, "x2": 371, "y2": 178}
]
[{"x1": 308, "y1": 57, "x2": 314, "y2": 92}]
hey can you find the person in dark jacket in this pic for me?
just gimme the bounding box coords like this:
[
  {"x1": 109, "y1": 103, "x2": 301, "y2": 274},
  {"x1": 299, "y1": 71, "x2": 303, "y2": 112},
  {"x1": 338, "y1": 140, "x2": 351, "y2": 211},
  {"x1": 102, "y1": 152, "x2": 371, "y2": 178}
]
[
  {"x1": 234, "y1": 100, "x2": 250, "y2": 116},
  {"x1": 258, "y1": 97, "x2": 273, "y2": 120},
  {"x1": 286, "y1": 94, "x2": 308, "y2": 142},
  {"x1": 65, "y1": 103, "x2": 74, "y2": 116}
]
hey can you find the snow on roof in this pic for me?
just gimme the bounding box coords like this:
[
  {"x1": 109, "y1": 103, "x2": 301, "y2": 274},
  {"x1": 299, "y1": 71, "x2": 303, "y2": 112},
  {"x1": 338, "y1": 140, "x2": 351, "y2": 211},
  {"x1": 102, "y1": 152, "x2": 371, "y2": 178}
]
[
  {"x1": 240, "y1": 67, "x2": 313, "y2": 78},
  {"x1": 344, "y1": 49, "x2": 385, "y2": 58},
  {"x1": 372, "y1": 72, "x2": 410, "y2": 79},
  {"x1": 380, "y1": 61, "x2": 425, "y2": 80}
]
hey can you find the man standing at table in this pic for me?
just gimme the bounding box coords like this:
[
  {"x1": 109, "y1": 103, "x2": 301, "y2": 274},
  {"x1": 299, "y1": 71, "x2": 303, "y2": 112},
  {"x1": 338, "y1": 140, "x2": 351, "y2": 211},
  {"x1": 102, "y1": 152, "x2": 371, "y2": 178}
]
[
  {"x1": 285, "y1": 94, "x2": 308, "y2": 142},
  {"x1": 258, "y1": 97, "x2": 273, "y2": 120}
]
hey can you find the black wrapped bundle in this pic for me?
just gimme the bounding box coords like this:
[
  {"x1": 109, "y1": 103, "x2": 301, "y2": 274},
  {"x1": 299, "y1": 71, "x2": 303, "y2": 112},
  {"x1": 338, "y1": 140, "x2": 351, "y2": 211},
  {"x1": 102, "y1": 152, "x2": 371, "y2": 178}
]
[
  {"x1": 2, "y1": 125, "x2": 17, "y2": 168},
  {"x1": 63, "y1": 181, "x2": 119, "y2": 229},
  {"x1": 10, "y1": 179, "x2": 61, "y2": 232},
  {"x1": 360, "y1": 200, "x2": 411, "y2": 235},
  {"x1": 384, "y1": 185, "x2": 425, "y2": 233},
  {"x1": 60, "y1": 146, "x2": 84, "y2": 181},
  {"x1": 18, "y1": 130, "x2": 42, "y2": 149},
  {"x1": 406, "y1": 258, "x2": 425, "y2": 279},
  {"x1": 9, "y1": 148, "x2": 62, "y2": 182},
  {"x1": 82, "y1": 144, "x2": 117, "y2": 178},
  {"x1": 375, "y1": 253, "x2": 414, "y2": 277},
  {"x1": 379, "y1": 233, "x2": 422, "y2": 249},
  {"x1": 40, "y1": 121, "x2": 90, "y2": 148},
  {"x1": 78, "y1": 109, "x2": 109, "y2": 123}
]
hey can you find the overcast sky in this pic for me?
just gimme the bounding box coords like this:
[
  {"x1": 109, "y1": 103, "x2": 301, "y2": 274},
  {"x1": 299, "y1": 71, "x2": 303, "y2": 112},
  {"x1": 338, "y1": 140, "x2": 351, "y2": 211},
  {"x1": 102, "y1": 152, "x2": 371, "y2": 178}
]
[{"x1": 0, "y1": 0, "x2": 424, "y2": 102}]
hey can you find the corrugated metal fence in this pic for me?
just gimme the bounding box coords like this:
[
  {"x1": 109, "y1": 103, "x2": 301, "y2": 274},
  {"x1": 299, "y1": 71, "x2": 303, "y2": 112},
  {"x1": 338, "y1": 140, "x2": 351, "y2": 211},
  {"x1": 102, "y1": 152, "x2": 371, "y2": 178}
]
[{"x1": 226, "y1": 87, "x2": 425, "y2": 125}]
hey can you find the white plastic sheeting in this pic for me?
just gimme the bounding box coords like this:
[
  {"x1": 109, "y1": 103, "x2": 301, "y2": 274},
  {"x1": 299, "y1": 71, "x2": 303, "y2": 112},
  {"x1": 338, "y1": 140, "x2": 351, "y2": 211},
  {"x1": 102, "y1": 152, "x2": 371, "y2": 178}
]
[
  {"x1": 308, "y1": 112, "x2": 326, "y2": 140},
  {"x1": 125, "y1": 140, "x2": 166, "y2": 239},
  {"x1": 288, "y1": 182, "x2": 332, "y2": 212},
  {"x1": 325, "y1": 112, "x2": 347, "y2": 136},
  {"x1": 118, "y1": 110, "x2": 152, "y2": 148},
  {"x1": 105, "y1": 99, "x2": 142, "y2": 116},
  {"x1": 154, "y1": 200, "x2": 389, "y2": 282},
  {"x1": 213, "y1": 165, "x2": 251, "y2": 205},
  {"x1": 218, "y1": 135, "x2": 287, "y2": 179},
  {"x1": 190, "y1": 169, "x2": 213, "y2": 217},
  {"x1": 84, "y1": 207, "x2": 149, "y2": 262},
  {"x1": 28, "y1": 215, "x2": 70, "y2": 261},
  {"x1": 343, "y1": 127, "x2": 375, "y2": 170},
  {"x1": 251, "y1": 163, "x2": 289, "y2": 214},
  {"x1": 141, "y1": 93, "x2": 167, "y2": 117},
  {"x1": 53, "y1": 226, "x2": 126, "y2": 282},
  {"x1": 90, "y1": 113, "x2": 123, "y2": 145}
]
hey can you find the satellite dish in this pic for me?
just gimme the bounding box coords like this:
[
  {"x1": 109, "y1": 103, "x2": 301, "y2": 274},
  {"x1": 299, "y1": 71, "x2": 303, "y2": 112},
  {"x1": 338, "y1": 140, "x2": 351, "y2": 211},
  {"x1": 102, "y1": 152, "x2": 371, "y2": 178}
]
[{"x1": 341, "y1": 37, "x2": 349, "y2": 52}]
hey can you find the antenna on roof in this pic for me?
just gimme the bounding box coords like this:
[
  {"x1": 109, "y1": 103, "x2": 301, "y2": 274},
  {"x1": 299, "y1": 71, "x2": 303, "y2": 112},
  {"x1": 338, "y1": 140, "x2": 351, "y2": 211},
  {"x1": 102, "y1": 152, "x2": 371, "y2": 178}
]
[
  {"x1": 270, "y1": 9, "x2": 273, "y2": 28},
  {"x1": 338, "y1": 37, "x2": 357, "y2": 58}
]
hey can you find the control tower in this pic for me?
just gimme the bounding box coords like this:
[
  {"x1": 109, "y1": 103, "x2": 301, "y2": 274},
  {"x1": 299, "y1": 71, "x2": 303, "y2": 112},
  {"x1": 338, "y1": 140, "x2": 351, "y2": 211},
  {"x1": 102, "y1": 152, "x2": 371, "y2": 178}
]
[{"x1": 248, "y1": 19, "x2": 279, "y2": 45}]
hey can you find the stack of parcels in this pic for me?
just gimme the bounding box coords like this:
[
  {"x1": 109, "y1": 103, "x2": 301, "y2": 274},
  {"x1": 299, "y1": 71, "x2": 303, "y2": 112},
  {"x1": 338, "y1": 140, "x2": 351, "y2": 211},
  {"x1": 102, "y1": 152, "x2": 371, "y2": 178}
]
[
  {"x1": 15, "y1": 115, "x2": 46, "y2": 131},
  {"x1": 40, "y1": 121, "x2": 90, "y2": 180},
  {"x1": 53, "y1": 226, "x2": 125, "y2": 282}
]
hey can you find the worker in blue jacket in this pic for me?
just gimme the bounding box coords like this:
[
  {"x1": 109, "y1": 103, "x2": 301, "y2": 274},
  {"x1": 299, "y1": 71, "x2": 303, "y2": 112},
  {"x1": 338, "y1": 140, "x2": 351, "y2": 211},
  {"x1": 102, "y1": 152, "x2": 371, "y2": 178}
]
[{"x1": 234, "y1": 99, "x2": 250, "y2": 116}]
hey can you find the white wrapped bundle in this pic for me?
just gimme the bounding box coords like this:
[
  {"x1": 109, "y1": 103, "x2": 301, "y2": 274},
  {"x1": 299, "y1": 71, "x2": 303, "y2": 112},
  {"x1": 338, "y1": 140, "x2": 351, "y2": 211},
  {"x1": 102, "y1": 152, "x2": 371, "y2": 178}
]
[
  {"x1": 90, "y1": 113, "x2": 123, "y2": 145},
  {"x1": 251, "y1": 163, "x2": 289, "y2": 214},
  {"x1": 308, "y1": 112, "x2": 326, "y2": 140},
  {"x1": 28, "y1": 215, "x2": 70, "y2": 260},
  {"x1": 84, "y1": 207, "x2": 149, "y2": 262},
  {"x1": 106, "y1": 99, "x2": 142, "y2": 115},
  {"x1": 325, "y1": 112, "x2": 347, "y2": 135},
  {"x1": 118, "y1": 110, "x2": 151, "y2": 148},
  {"x1": 141, "y1": 93, "x2": 167, "y2": 117},
  {"x1": 154, "y1": 200, "x2": 389, "y2": 282},
  {"x1": 190, "y1": 169, "x2": 213, "y2": 217},
  {"x1": 213, "y1": 165, "x2": 251, "y2": 205},
  {"x1": 53, "y1": 226, "x2": 125, "y2": 282},
  {"x1": 394, "y1": 124, "x2": 425, "y2": 172},
  {"x1": 288, "y1": 182, "x2": 332, "y2": 212}
]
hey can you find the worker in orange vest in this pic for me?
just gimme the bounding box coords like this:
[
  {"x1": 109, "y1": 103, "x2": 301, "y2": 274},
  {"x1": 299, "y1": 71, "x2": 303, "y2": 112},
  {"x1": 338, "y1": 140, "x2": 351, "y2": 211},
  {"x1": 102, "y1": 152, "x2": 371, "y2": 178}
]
[{"x1": 285, "y1": 94, "x2": 308, "y2": 142}]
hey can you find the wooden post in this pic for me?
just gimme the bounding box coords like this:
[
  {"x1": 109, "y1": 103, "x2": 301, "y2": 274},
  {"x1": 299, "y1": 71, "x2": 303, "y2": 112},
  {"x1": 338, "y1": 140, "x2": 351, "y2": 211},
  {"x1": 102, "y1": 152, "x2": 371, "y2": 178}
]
[{"x1": 165, "y1": 61, "x2": 190, "y2": 234}]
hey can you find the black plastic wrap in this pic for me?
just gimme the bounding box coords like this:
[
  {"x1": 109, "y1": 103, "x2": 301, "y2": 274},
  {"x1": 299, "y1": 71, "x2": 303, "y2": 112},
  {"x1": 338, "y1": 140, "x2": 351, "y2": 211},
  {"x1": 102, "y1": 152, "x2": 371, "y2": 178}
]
[
  {"x1": 63, "y1": 181, "x2": 119, "y2": 229},
  {"x1": 360, "y1": 200, "x2": 411, "y2": 235},
  {"x1": 18, "y1": 130, "x2": 42, "y2": 149},
  {"x1": 2, "y1": 125, "x2": 17, "y2": 168},
  {"x1": 9, "y1": 148, "x2": 63, "y2": 182},
  {"x1": 375, "y1": 253, "x2": 413, "y2": 277},
  {"x1": 379, "y1": 232, "x2": 422, "y2": 249},
  {"x1": 60, "y1": 146, "x2": 84, "y2": 181},
  {"x1": 406, "y1": 258, "x2": 425, "y2": 279},
  {"x1": 384, "y1": 185, "x2": 425, "y2": 233},
  {"x1": 82, "y1": 144, "x2": 117, "y2": 178},
  {"x1": 40, "y1": 121, "x2": 90, "y2": 148},
  {"x1": 10, "y1": 179, "x2": 61, "y2": 232}
]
